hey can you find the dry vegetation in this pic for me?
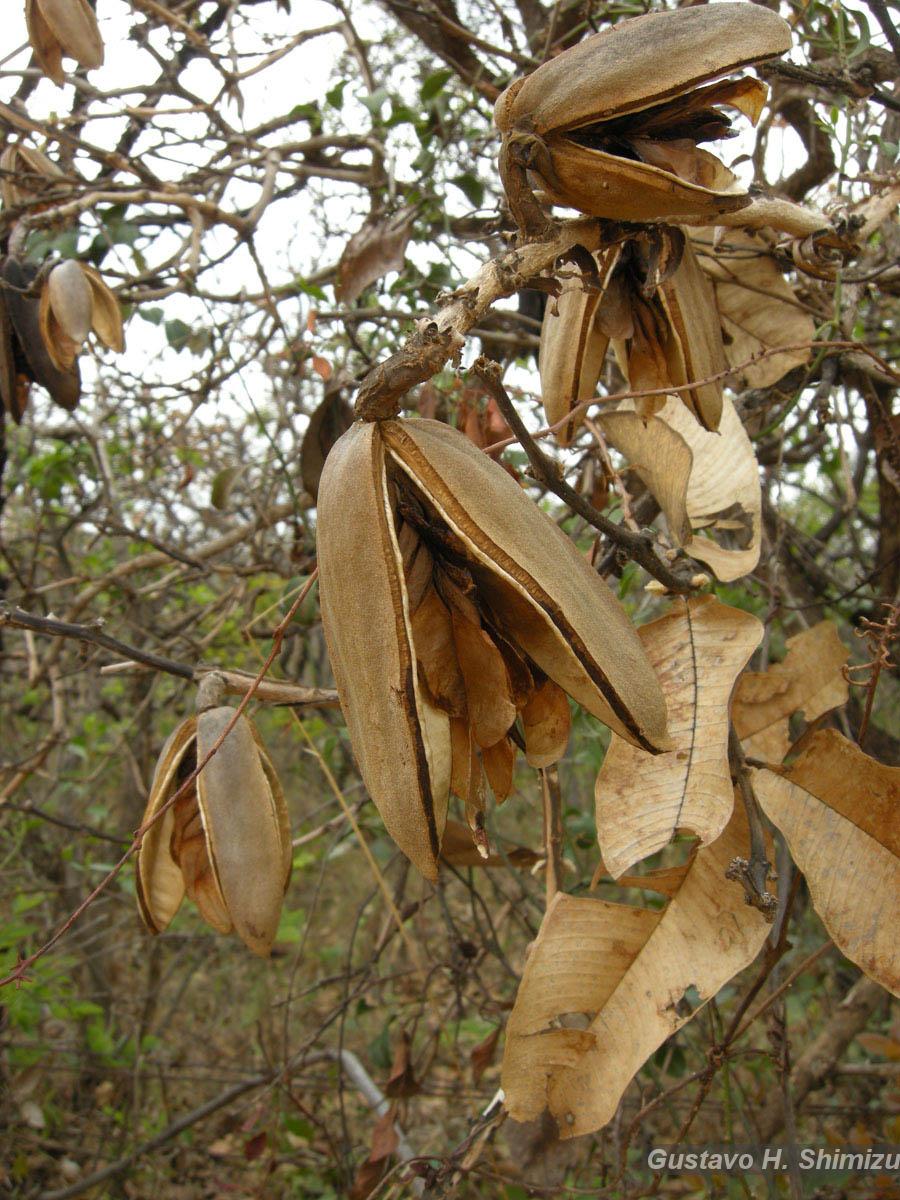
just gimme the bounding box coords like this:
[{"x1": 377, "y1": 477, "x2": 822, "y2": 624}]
[{"x1": 1, "y1": 2, "x2": 898, "y2": 1198}]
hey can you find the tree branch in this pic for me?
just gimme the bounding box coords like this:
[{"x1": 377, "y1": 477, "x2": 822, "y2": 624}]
[{"x1": 0, "y1": 604, "x2": 339, "y2": 707}]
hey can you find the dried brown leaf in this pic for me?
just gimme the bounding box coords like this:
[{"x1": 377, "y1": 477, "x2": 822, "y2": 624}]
[
  {"x1": 733, "y1": 621, "x2": 849, "y2": 763},
  {"x1": 350, "y1": 1109, "x2": 398, "y2": 1200},
  {"x1": 385, "y1": 1031, "x2": 418, "y2": 1098},
  {"x1": 336, "y1": 208, "x2": 415, "y2": 305},
  {"x1": 471, "y1": 1026, "x2": 501, "y2": 1083},
  {"x1": 595, "y1": 596, "x2": 761, "y2": 878},
  {"x1": 440, "y1": 818, "x2": 538, "y2": 869},
  {"x1": 694, "y1": 230, "x2": 815, "y2": 387},
  {"x1": 752, "y1": 730, "x2": 899, "y2": 996},
  {"x1": 299, "y1": 389, "x2": 354, "y2": 498},
  {"x1": 503, "y1": 805, "x2": 770, "y2": 1134},
  {"x1": 599, "y1": 393, "x2": 760, "y2": 581}
]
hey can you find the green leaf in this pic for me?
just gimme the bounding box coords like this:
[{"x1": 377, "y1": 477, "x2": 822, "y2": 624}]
[
  {"x1": 420, "y1": 68, "x2": 453, "y2": 101},
  {"x1": 164, "y1": 318, "x2": 193, "y2": 351},
  {"x1": 368, "y1": 1023, "x2": 393, "y2": 1070},
  {"x1": 325, "y1": 81, "x2": 346, "y2": 109},
  {"x1": 85, "y1": 1018, "x2": 117, "y2": 1062},
  {"x1": 283, "y1": 1115, "x2": 314, "y2": 1140},
  {"x1": 360, "y1": 87, "x2": 390, "y2": 117},
  {"x1": 295, "y1": 277, "x2": 326, "y2": 300},
  {"x1": 450, "y1": 173, "x2": 484, "y2": 208},
  {"x1": 847, "y1": 10, "x2": 870, "y2": 59},
  {"x1": 210, "y1": 465, "x2": 243, "y2": 510}
]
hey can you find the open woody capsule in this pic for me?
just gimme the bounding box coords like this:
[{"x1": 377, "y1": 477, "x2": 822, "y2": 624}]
[
  {"x1": 316, "y1": 417, "x2": 670, "y2": 881},
  {"x1": 136, "y1": 710, "x2": 292, "y2": 957},
  {"x1": 540, "y1": 230, "x2": 726, "y2": 444},
  {"x1": 494, "y1": 3, "x2": 791, "y2": 228}
]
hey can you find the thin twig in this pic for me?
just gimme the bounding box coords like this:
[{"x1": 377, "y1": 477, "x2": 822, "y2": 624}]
[
  {"x1": 539, "y1": 765, "x2": 563, "y2": 905},
  {"x1": 0, "y1": 603, "x2": 194, "y2": 680},
  {"x1": 727, "y1": 727, "x2": 776, "y2": 921},
  {"x1": 0, "y1": 603, "x2": 338, "y2": 707}
]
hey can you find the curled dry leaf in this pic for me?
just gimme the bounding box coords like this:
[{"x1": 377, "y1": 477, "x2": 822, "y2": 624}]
[
  {"x1": 501, "y1": 805, "x2": 772, "y2": 1135},
  {"x1": 495, "y1": 4, "x2": 789, "y2": 227},
  {"x1": 136, "y1": 710, "x2": 292, "y2": 957},
  {"x1": 599, "y1": 394, "x2": 761, "y2": 582},
  {"x1": 335, "y1": 207, "x2": 415, "y2": 305},
  {"x1": 299, "y1": 386, "x2": 354, "y2": 499},
  {"x1": 752, "y1": 730, "x2": 899, "y2": 996},
  {"x1": 316, "y1": 416, "x2": 669, "y2": 880},
  {"x1": 693, "y1": 230, "x2": 815, "y2": 388},
  {"x1": 540, "y1": 232, "x2": 724, "y2": 443},
  {"x1": 732, "y1": 621, "x2": 849, "y2": 763},
  {"x1": 595, "y1": 596, "x2": 762, "y2": 879},
  {"x1": 25, "y1": 0, "x2": 103, "y2": 84}
]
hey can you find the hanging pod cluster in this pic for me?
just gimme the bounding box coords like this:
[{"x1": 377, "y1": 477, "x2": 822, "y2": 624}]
[
  {"x1": 494, "y1": 3, "x2": 791, "y2": 232},
  {"x1": 539, "y1": 228, "x2": 726, "y2": 445},
  {"x1": 513, "y1": 5, "x2": 814, "y2": 448},
  {"x1": 136, "y1": 700, "x2": 292, "y2": 957},
  {"x1": 316, "y1": 416, "x2": 670, "y2": 881},
  {"x1": 0, "y1": 256, "x2": 124, "y2": 421}
]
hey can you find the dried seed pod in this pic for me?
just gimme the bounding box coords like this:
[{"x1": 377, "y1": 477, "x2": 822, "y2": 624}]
[
  {"x1": 539, "y1": 232, "x2": 725, "y2": 442},
  {"x1": 40, "y1": 261, "x2": 92, "y2": 369},
  {"x1": 0, "y1": 145, "x2": 65, "y2": 210},
  {"x1": 2, "y1": 256, "x2": 80, "y2": 418},
  {"x1": 317, "y1": 417, "x2": 670, "y2": 879},
  {"x1": 539, "y1": 246, "x2": 618, "y2": 446},
  {"x1": 25, "y1": 0, "x2": 103, "y2": 84},
  {"x1": 79, "y1": 264, "x2": 125, "y2": 352},
  {"x1": 495, "y1": 4, "x2": 790, "y2": 231},
  {"x1": 38, "y1": 261, "x2": 124, "y2": 372},
  {"x1": 136, "y1": 710, "x2": 291, "y2": 957}
]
